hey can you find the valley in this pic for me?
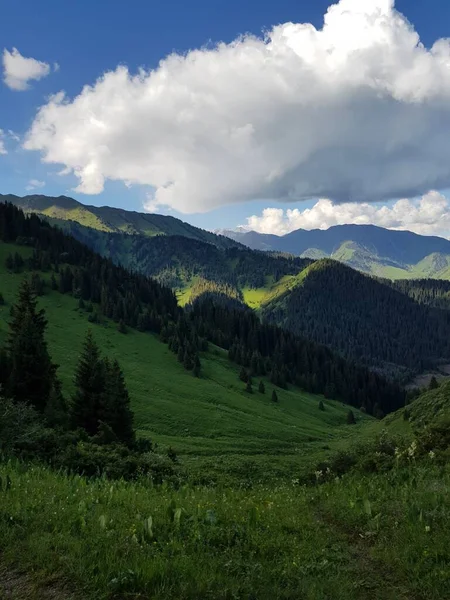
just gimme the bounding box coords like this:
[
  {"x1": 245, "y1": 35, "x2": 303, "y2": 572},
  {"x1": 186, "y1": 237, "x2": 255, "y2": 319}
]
[{"x1": 0, "y1": 200, "x2": 449, "y2": 599}]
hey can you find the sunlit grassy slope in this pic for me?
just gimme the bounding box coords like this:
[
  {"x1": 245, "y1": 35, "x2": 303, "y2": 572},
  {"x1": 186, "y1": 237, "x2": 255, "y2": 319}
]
[{"x1": 0, "y1": 241, "x2": 370, "y2": 480}]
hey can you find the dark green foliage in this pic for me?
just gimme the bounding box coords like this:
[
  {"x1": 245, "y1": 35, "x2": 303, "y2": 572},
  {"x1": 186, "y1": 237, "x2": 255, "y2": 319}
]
[
  {"x1": 391, "y1": 279, "x2": 450, "y2": 310},
  {"x1": 70, "y1": 332, "x2": 134, "y2": 445},
  {"x1": 0, "y1": 292, "x2": 4, "y2": 305},
  {"x1": 5, "y1": 280, "x2": 58, "y2": 412},
  {"x1": 30, "y1": 272, "x2": 44, "y2": 296},
  {"x1": 262, "y1": 260, "x2": 450, "y2": 377},
  {"x1": 271, "y1": 390, "x2": 278, "y2": 403},
  {"x1": 258, "y1": 381, "x2": 265, "y2": 394},
  {"x1": 319, "y1": 400, "x2": 325, "y2": 411},
  {"x1": 167, "y1": 446, "x2": 178, "y2": 462},
  {"x1": 101, "y1": 358, "x2": 135, "y2": 446},
  {"x1": 191, "y1": 296, "x2": 405, "y2": 416},
  {"x1": 118, "y1": 319, "x2": 127, "y2": 334},
  {"x1": 239, "y1": 367, "x2": 248, "y2": 383},
  {"x1": 70, "y1": 330, "x2": 106, "y2": 436},
  {"x1": 246, "y1": 380, "x2": 253, "y2": 394},
  {"x1": 347, "y1": 409, "x2": 356, "y2": 425},
  {"x1": 429, "y1": 376, "x2": 439, "y2": 390},
  {"x1": 44, "y1": 379, "x2": 68, "y2": 429}
]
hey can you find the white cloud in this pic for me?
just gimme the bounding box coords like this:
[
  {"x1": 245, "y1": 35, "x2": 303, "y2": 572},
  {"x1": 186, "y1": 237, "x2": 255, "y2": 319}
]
[
  {"x1": 244, "y1": 192, "x2": 450, "y2": 239},
  {"x1": 22, "y1": 0, "x2": 450, "y2": 213},
  {"x1": 0, "y1": 130, "x2": 7, "y2": 155},
  {"x1": 3, "y1": 48, "x2": 52, "y2": 91},
  {"x1": 25, "y1": 179, "x2": 46, "y2": 191}
]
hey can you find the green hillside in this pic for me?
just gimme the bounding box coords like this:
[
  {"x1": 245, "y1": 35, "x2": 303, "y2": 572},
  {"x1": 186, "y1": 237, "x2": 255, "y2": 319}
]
[
  {"x1": 0, "y1": 241, "x2": 365, "y2": 481},
  {"x1": 0, "y1": 212, "x2": 449, "y2": 599},
  {"x1": 261, "y1": 259, "x2": 450, "y2": 379},
  {"x1": 0, "y1": 193, "x2": 239, "y2": 250}
]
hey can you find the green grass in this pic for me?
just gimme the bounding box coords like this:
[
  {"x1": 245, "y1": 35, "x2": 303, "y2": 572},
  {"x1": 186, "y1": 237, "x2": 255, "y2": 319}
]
[
  {"x1": 0, "y1": 242, "x2": 369, "y2": 482},
  {"x1": 1, "y1": 242, "x2": 450, "y2": 599},
  {"x1": 0, "y1": 457, "x2": 448, "y2": 599}
]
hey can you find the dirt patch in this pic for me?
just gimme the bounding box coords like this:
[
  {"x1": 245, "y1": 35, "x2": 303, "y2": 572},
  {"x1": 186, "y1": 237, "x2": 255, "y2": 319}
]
[
  {"x1": 315, "y1": 509, "x2": 422, "y2": 600},
  {"x1": 0, "y1": 565, "x2": 80, "y2": 600}
]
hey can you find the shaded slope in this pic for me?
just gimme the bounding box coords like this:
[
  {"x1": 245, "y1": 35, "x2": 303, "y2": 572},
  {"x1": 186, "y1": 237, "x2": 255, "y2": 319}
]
[
  {"x1": 261, "y1": 259, "x2": 450, "y2": 377},
  {"x1": 0, "y1": 240, "x2": 367, "y2": 471}
]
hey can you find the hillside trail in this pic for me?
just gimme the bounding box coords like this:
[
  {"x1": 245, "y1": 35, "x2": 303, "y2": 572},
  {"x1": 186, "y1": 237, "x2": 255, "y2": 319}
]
[
  {"x1": 315, "y1": 508, "x2": 422, "y2": 600},
  {"x1": 0, "y1": 564, "x2": 81, "y2": 600}
]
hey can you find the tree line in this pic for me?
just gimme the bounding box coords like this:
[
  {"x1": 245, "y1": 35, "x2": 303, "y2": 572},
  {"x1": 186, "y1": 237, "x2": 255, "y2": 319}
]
[{"x1": 1, "y1": 203, "x2": 406, "y2": 417}]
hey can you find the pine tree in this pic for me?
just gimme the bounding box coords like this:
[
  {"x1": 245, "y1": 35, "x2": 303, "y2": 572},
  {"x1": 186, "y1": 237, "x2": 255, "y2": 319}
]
[
  {"x1": 271, "y1": 390, "x2": 278, "y2": 403},
  {"x1": 118, "y1": 319, "x2": 127, "y2": 334},
  {"x1": 246, "y1": 380, "x2": 253, "y2": 393},
  {"x1": 318, "y1": 400, "x2": 325, "y2": 411},
  {"x1": 346, "y1": 409, "x2": 356, "y2": 425},
  {"x1": 101, "y1": 358, "x2": 135, "y2": 446},
  {"x1": 239, "y1": 367, "x2": 248, "y2": 383},
  {"x1": 44, "y1": 379, "x2": 68, "y2": 429},
  {"x1": 258, "y1": 381, "x2": 265, "y2": 394},
  {"x1": 70, "y1": 330, "x2": 106, "y2": 436},
  {"x1": 6, "y1": 280, "x2": 57, "y2": 412},
  {"x1": 429, "y1": 376, "x2": 439, "y2": 390}
]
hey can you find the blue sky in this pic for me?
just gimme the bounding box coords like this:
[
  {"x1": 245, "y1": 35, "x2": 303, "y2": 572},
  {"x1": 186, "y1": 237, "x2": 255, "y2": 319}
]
[{"x1": 2, "y1": 0, "x2": 450, "y2": 236}]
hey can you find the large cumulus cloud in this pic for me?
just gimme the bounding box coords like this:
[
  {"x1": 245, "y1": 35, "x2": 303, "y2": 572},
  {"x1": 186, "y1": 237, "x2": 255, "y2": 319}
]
[{"x1": 23, "y1": 0, "x2": 450, "y2": 213}]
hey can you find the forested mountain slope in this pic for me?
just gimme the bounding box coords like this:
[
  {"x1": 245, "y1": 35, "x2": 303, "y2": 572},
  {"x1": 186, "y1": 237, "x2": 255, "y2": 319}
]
[
  {"x1": 0, "y1": 202, "x2": 404, "y2": 421},
  {"x1": 261, "y1": 260, "x2": 450, "y2": 378},
  {"x1": 0, "y1": 193, "x2": 239, "y2": 250}
]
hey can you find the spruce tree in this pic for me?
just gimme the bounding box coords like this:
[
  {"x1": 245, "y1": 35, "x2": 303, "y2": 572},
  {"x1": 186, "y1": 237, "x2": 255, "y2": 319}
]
[
  {"x1": 6, "y1": 280, "x2": 57, "y2": 412},
  {"x1": 258, "y1": 381, "x2": 265, "y2": 394},
  {"x1": 271, "y1": 390, "x2": 278, "y2": 403},
  {"x1": 101, "y1": 359, "x2": 135, "y2": 446},
  {"x1": 246, "y1": 380, "x2": 253, "y2": 393},
  {"x1": 70, "y1": 330, "x2": 106, "y2": 436},
  {"x1": 347, "y1": 409, "x2": 356, "y2": 425},
  {"x1": 318, "y1": 400, "x2": 325, "y2": 411},
  {"x1": 239, "y1": 367, "x2": 248, "y2": 383},
  {"x1": 44, "y1": 379, "x2": 68, "y2": 429},
  {"x1": 429, "y1": 376, "x2": 439, "y2": 391}
]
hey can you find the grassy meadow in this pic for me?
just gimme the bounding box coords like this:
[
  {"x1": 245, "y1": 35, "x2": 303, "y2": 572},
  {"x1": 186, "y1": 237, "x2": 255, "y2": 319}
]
[
  {"x1": 0, "y1": 241, "x2": 370, "y2": 484},
  {"x1": 1, "y1": 240, "x2": 449, "y2": 599}
]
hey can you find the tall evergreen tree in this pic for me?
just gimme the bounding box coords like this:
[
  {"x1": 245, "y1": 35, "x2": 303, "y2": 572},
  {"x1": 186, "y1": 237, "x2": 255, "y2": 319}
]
[
  {"x1": 70, "y1": 330, "x2": 106, "y2": 435},
  {"x1": 101, "y1": 358, "x2": 135, "y2": 446},
  {"x1": 271, "y1": 390, "x2": 278, "y2": 403},
  {"x1": 429, "y1": 376, "x2": 439, "y2": 391},
  {"x1": 6, "y1": 280, "x2": 57, "y2": 412}
]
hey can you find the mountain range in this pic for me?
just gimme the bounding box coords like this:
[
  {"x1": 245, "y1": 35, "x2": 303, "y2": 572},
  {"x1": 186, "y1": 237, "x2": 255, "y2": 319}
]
[
  {"x1": 3, "y1": 193, "x2": 450, "y2": 381},
  {"x1": 218, "y1": 225, "x2": 450, "y2": 279}
]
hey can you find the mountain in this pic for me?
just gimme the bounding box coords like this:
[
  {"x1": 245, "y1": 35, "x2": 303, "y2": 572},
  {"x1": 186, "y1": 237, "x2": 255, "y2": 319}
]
[
  {"x1": 261, "y1": 259, "x2": 450, "y2": 379},
  {"x1": 0, "y1": 193, "x2": 239, "y2": 250},
  {"x1": 221, "y1": 224, "x2": 450, "y2": 279}
]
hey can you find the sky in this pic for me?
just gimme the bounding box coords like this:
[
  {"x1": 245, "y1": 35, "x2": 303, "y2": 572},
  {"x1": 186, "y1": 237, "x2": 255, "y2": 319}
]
[{"x1": 2, "y1": 0, "x2": 450, "y2": 237}]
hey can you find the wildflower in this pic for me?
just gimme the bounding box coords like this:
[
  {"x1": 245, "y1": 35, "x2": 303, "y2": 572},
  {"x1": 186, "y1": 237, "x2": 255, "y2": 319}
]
[
  {"x1": 314, "y1": 470, "x2": 323, "y2": 481},
  {"x1": 407, "y1": 440, "x2": 417, "y2": 459},
  {"x1": 425, "y1": 526, "x2": 431, "y2": 533},
  {"x1": 428, "y1": 450, "x2": 435, "y2": 460}
]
